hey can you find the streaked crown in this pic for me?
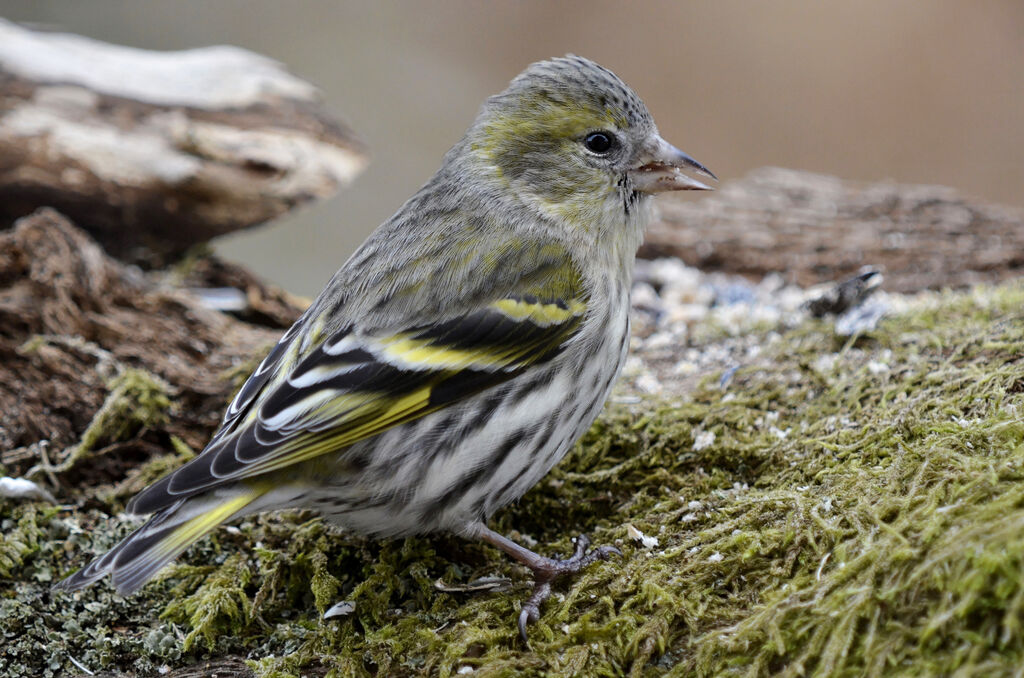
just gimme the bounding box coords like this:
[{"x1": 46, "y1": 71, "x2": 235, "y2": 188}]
[{"x1": 495, "y1": 55, "x2": 653, "y2": 132}]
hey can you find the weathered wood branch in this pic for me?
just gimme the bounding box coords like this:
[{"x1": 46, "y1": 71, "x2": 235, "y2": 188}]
[
  {"x1": 0, "y1": 19, "x2": 368, "y2": 265},
  {"x1": 642, "y1": 168, "x2": 1024, "y2": 292}
]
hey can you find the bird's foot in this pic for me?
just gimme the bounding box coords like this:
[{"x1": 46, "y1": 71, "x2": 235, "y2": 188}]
[
  {"x1": 467, "y1": 523, "x2": 620, "y2": 644},
  {"x1": 514, "y1": 534, "x2": 620, "y2": 642}
]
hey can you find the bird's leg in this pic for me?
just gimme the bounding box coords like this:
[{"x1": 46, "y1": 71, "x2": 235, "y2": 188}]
[{"x1": 467, "y1": 521, "x2": 621, "y2": 643}]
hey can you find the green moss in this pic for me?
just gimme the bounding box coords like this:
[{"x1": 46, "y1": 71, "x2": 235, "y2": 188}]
[
  {"x1": 87, "y1": 369, "x2": 173, "y2": 447},
  {"x1": 0, "y1": 504, "x2": 51, "y2": 578},
  {"x1": 7, "y1": 281, "x2": 1024, "y2": 677},
  {"x1": 162, "y1": 553, "x2": 254, "y2": 651},
  {"x1": 50, "y1": 368, "x2": 173, "y2": 474}
]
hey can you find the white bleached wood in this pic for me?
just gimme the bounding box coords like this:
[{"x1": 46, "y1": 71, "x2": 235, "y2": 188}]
[
  {"x1": 0, "y1": 19, "x2": 367, "y2": 265},
  {"x1": 0, "y1": 18, "x2": 317, "y2": 109}
]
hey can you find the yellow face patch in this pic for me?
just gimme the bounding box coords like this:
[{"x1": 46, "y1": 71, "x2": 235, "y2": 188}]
[{"x1": 474, "y1": 103, "x2": 621, "y2": 163}]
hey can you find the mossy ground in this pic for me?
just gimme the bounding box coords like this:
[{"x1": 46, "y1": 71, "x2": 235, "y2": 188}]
[{"x1": 2, "y1": 281, "x2": 1023, "y2": 677}]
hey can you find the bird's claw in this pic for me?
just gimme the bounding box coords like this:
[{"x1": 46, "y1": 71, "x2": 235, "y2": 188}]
[{"x1": 517, "y1": 585, "x2": 546, "y2": 644}]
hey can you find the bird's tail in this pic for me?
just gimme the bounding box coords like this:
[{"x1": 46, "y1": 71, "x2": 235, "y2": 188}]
[{"x1": 54, "y1": 484, "x2": 272, "y2": 595}]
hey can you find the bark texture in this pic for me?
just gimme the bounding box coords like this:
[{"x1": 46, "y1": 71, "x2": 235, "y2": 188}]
[
  {"x1": 0, "y1": 208, "x2": 302, "y2": 483},
  {"x1": 641, "y1": 167, "x2": 1024, "y2": 292}
]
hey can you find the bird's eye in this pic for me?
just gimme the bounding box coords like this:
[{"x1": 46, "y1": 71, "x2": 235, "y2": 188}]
[{"x1": 583, "y1": 131, "x2": 614, "y2": 154}]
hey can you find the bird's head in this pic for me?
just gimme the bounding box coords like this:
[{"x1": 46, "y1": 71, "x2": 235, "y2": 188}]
[{"x1": 465, "y1": 55, "x2": 715, "y2": 231}]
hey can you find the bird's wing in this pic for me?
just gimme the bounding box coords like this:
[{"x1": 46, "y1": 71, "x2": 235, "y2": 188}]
[{"x1": 127, "y1": 267, "x2": 588, "y2": 515}]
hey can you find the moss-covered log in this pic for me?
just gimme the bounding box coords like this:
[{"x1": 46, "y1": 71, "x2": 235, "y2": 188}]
[{"x1": 1, "y1": 177, "x2": 1023, "y2": 677}]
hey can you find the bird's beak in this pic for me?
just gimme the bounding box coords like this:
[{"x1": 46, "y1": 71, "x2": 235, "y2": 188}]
[{"x1": 629, "y1": 136, "x2": 717, "y2": 193}]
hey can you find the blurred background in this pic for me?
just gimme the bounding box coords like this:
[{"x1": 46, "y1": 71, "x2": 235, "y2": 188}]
[{"x1": 2, "y1": 1, "x2": 1022, "y2": 296}]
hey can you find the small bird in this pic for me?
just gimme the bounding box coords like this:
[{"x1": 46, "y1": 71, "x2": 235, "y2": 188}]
[{"x1": 55, "y1": 55, "x2": 714, "y2": 639}]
